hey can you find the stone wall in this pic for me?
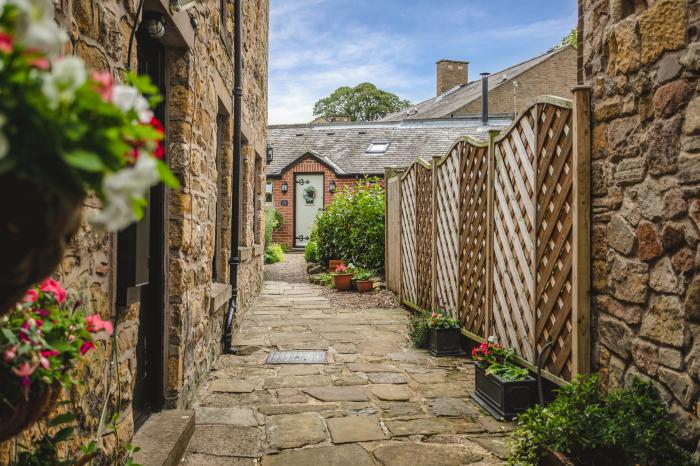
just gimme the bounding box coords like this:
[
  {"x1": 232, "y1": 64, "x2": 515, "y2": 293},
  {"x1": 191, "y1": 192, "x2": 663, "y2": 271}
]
[
  {"x1": 456, "y1": 46, "x2": 578, "y2": 117},
  {"x1": 268, "y1": 156, "x2": 359, "y2": 248},
  {"x1": 581, "y1": 0, "x2": 700, "y2": 453},
  {"x1": 0, "y1": 0, "x2": 268, "y2": 463},
  {"x1": 437, "y1": 59, "x2": 469, "y2": 96}
]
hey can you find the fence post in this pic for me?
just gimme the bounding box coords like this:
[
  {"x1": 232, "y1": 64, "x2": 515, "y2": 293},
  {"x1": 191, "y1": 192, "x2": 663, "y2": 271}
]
[
  {"x1": 572, "y1": 86, "x2": 592, "y2": 376},
  {"x1": 431, "y1": 157, "x2": 440, "y2": 312},
  {"x1": 485, "y1": 130, "x2": 499, "y2": 338},
  {"x1": 385, "y1": 167, "x2": 392, "y2": 293}
]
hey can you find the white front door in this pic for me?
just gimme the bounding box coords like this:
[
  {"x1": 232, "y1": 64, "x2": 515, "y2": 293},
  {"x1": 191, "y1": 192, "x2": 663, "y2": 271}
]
[{"x1": 294, "y1": 174, "x2": 324, "y2": 247}]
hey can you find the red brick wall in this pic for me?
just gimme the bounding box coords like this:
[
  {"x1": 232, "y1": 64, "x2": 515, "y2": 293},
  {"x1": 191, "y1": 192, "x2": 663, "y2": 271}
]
[{"x1": 268, "y1": 155, "x2": 360, "y2": 248}]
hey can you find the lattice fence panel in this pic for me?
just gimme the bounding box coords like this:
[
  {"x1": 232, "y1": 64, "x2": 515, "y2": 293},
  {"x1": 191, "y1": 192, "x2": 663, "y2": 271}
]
[
  {"x1": 458, "y1": 142, "x2": 489, "y2": 335},
  {"x1": 400, "y1": 166, "x2": 417, "y2": 305},
  {"x1": 415, "y1": 162, "x2": 433, "y2": 311},
  {"x1": 435, "y1": 150, "x2": 461, "y2": 318},
  {"x1": 535, "y1": 104, "x2": 574, "y2": 380},
  {"x1": 492, "y1": 106, "x2": 538, "y2": 362}
]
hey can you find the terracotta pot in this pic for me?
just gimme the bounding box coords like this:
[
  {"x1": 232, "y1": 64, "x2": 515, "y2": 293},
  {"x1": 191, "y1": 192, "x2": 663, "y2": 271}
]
[
  {"x1": 356, "y1": 280, "x2": 374, "y2": 292},
  {"x1": 0, "y1": 381, "x2": 62, "y2": 442},
  {"x1": 333, "y1": 273, "x2": 353, "y2": 291},
  {"x1": 328, "y1": 259, "x2": 346, "y2": 272},
  {"x1": 0, "y1": 174, "x2": 83, "y2": 317}
]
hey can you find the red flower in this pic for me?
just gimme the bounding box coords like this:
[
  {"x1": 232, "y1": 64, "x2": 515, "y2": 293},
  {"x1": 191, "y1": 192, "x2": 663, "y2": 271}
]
[
  {"x1": 30, "y1": 57, "x2": 49, "y2": 70},
  {"x1": 34, "y1": 309, "x2": 49, "y2": 317},
  {"x1": 39, "y1": 278, "x2": 66, "y2": 303},
  {"x1": 150, "y1": 117, "x2": 165, "y2": 159},
  {"x1": 0, "y1": 32, "x2": 13, "y2": 54},
  {"x1": 40, "y1": 350, "x2": 60, "y2": 358},
  {"x1": 85, "y1": 314, "x2": 113, "y2": 335},
  {"x1": 79, "y1": 341, "x2": 95, "y2": 355},
  {"x1": 23, "y1": 289, "x2": 38, "y2": 303}
]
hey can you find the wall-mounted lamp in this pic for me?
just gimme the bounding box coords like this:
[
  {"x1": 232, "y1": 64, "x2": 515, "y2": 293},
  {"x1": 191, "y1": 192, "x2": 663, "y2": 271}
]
[
  {"x1": 281, "y1": 182, "x2": 288, "y2": 194},
  {"x1": 266, "y1": 143, "x2": 274, "y2": 165},
  {"x1": 329, "y1": 180, "x2": 336, "y2": 193},
  {"x1": 143, "y1": 12, "x2": 167, "y2": 39},
  {"x1": 170, "y1": 0, "x2": 198, "y2": 13}
]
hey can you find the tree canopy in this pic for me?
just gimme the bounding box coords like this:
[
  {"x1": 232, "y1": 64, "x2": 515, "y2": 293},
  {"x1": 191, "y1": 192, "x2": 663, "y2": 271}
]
[
  {"x1": 313, "y1": 83, "x2": 412, "y2": 122},
  {"x1": 560, "y1": 28, "x2": 578, "y2": 49}
]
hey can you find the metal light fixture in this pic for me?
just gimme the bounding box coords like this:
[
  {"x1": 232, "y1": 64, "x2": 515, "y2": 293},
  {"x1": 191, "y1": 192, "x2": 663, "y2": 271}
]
[
  {"x1": 266, "y1": 143, "x2": 274, "y2": 165},
  {"x1": 143, "y1": 12, "x2": 166, "y2": 39},
  {"x1": 281, "y1": 182, "x2": 288, "y2": 194},
  {"x1": 329, "y1": 180, "x2": 336, "y2": 193},
  {"x1": 170, "y1": 0, "x2": 198, "y2": 13}
]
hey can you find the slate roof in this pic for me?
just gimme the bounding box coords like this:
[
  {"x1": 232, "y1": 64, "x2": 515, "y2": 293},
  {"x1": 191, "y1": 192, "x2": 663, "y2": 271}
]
[
  {"x1": 267, "y1": 118, "x2": 510, "y2": 176},
  {"x1": 381, "y1": 46, "x2": 575, "y2": 122}
]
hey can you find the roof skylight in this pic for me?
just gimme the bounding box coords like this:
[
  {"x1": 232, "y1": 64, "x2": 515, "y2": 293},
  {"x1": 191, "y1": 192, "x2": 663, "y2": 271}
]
[{"x1": 366, "y1": 142, "x2": 389, "y2": 154}]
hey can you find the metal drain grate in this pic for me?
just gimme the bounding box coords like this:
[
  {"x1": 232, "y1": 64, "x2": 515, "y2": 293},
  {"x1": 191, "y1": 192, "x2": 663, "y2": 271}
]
[{"x1": 266, "y1": 350, "x2": 327, "y2": 364}]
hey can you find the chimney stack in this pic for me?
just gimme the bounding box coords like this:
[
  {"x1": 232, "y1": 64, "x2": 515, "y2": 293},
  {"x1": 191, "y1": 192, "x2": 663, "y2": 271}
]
[
  {"x1": 436, "y1": 59, "x2": 469, "y2": 96},
  {"x1": 480, "y1": 72, "x2": 490, "y2": 125}
]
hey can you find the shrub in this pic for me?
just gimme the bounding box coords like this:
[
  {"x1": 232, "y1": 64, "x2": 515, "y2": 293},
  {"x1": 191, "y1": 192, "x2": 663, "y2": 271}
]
[
  {"x1": 409, "y1": 313, "x2": 429, "y2": 348},
  {"x1": 313, "y1": 177, "x2": 384, "y2": 271},
  {"x1": 353, "y1": 268, "x2": 373, "y2": 280},
  {"x1": 317, "y1": 272, "x2": 334, "y2": 287},
  {"x1": 508, "y1": 376, "x2": 696, "y2": 466},
  {"x1": 264, "y1": 208, "x2": 278, "y2": 246},
  {"x1": 304, "y1": 240, "x2": 320, "y2": 263},
  {"x1": 264, "y1": 244, "x2": 284, "y2": 264}
]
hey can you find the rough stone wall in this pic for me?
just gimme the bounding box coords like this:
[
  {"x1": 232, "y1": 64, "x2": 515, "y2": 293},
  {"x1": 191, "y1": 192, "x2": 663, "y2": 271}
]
[
  {"x1": 0, "y1": 0, "x2": 268, "y2": 462},
  {"x1": 582, "y1": 0, "x2": 700, "y2": 453},
  {"x1": 268, "y1": 156, "x2": 359, "y2": 248},
  {"x1": 456, "y1": 46, "x2": 578, "y2": 116}
]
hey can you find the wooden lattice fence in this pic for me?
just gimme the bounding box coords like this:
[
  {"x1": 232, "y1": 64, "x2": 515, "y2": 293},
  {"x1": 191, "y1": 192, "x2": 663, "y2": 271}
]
[{"x1": 384, "y1": 91, "x2": 591, "y2": 383}]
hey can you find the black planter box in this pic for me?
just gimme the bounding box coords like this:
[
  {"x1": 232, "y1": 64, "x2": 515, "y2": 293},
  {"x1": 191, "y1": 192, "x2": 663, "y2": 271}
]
[
  {"x1": 471, "y1": 363, "x2": 537, "y2": 420},
  {"x1": 427, "y1": 327, "x2": 463, "y2": 356}
]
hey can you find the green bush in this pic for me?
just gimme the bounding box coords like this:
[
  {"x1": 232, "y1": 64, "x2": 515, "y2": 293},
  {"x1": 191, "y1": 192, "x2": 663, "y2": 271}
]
[
  {"x1": 304, "y1": 240, "x2": 320, "y2": 263},
  {"x1": 508, "y1": 376, "x2": 696, "y2": 466},
  {"x1": 409, "y1": 313, "x2": 429, "y2": 348},
  {"x1": 312, "y1": 177, "x2": 385, "y2": 272},
  {"x1": 317, "y1": 272, "x2": 334, "y2": 287},
  {"x1": 264, "y1": 208, "x2": 275, "y2": 246},
  {"x1": 264, "y1": 243, "x2": 284, "y2": 264}
]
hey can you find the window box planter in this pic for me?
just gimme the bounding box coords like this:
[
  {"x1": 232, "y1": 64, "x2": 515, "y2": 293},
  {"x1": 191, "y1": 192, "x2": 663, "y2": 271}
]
[
  {"x1": 427, "y1": 327, "x2": 463, "y2": 356},
  {"x1": 332, "y1": 273, "x2": 353, "y2": 291},
  {"x1": 471, "y1": 363, "x2": 537, "y2": 420},
  {"x1": 355, "y1": 279, "x2": 374, "y2": 292}
]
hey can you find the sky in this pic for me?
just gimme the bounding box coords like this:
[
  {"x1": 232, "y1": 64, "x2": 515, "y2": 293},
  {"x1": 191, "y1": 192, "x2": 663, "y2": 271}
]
[{"x1": 268, "y1": 0, "x2": 577, "y2": 125}]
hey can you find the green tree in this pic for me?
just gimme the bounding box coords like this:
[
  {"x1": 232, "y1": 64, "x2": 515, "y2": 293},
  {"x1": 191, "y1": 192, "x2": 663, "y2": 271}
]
[
  {"x1": 313, "y1": 83, "x2": 411, "y2": 122},
  {"x1": 560, "y1": 27, "x2": 578, "y2": 48}
]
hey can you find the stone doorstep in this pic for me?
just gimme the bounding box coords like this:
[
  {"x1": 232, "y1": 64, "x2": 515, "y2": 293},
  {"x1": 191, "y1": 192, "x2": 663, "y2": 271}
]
[{"x1": 132, "y1": 410, "x2": 195, "y2": 466}]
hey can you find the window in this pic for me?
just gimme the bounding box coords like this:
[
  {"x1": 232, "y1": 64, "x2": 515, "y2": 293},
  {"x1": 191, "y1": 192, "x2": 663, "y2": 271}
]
[
  {"x1": 265, "y1": 182, "x2": 273, "y2": 204},
  {"x1": 366, "y1": 142, "x2": 389, "y2": 154},
  {"x1": 212, "y1": 111, "x2": 227, "y2": 282}
]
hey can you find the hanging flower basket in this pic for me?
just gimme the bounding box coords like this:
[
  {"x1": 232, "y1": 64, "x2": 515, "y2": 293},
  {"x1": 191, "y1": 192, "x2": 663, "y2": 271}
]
[
  {"x1": 0, "y1": 1, "x2": 178, "y2": 315},
  {"x1": 0, "y1": 380, "x2": 61, "y2": 442}
]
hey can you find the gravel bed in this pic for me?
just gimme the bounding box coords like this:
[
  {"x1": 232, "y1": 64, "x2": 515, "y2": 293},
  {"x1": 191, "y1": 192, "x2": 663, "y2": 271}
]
[{"x1": 263, "y1": 252, "x2": 308, "y2": 283}]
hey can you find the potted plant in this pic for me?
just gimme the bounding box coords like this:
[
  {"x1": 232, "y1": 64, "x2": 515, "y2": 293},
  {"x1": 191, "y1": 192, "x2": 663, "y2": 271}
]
[
  {"x1": 0, "y1": 279, "x2": 110, "y2": 440},
  {"x1": 426, "y1": 310, "x2": 463, "y2": 357},
  {"x1": 328, "y1": 259, "x2": 346, "y2": 272},
  {"x1": 332, "y1": 263, "x2": 353, "y2": 291},
  {"x1": 354, "y1": 269, "x2": 374, "y2": 292},
  {"x1": 508, "y1": 376, "x2": 694, "y2": 466},
  {"x1": 0, "y1": 1, "x2": 178, "y2": 316},
  {"x1": 470, "y1": 338, "x2": 536, "y2": 420}
]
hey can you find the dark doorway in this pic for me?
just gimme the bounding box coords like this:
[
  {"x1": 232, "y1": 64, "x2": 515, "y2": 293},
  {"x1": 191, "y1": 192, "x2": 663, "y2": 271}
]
[{"x1": 132, "y1": 27, "x2": 167, "y2": 431}]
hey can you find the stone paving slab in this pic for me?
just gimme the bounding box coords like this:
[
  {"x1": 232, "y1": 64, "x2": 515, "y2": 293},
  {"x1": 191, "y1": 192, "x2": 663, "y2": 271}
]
[{"x1": 185, "y1": 272, "x2": 511, "y2": 465}]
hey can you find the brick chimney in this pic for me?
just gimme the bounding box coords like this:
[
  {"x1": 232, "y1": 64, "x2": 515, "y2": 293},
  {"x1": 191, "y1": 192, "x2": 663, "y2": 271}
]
[{"x1": 436, "y1": 59, "x2": 469, "y2": 96}]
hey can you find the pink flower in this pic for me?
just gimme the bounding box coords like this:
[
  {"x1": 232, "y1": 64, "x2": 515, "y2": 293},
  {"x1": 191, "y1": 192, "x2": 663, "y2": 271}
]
[
  {"x1": 85, "y1": 315, "x2": 114, "y2": 335},
  {"x1": 0, "y1": 32, "x2": 13, "y2": 54},
  {"x1": 39, "y1": 278, "x2": 66, "y2": 303},
  {"x1": 92, "y1": 71, "x2": 113, "y2": 101},
  {"x1": 3, "y1": 347, "x2": 16, "y2": 363},
  {"x1": 39, "y1": 356, "x2": 50, "y2": 369},
  {"x1": 23, "y1": 289, "x2": 38, "y2": 303},
  {"x1": 12, "y1": 362, "x2": 37, "y2": 378},
  {"x1": 30, "y1": 57, "x2": 50, "y2": 70},
  {"x1": 34, "y1": 309, "x2": 49, "y2": 317},
  {"x1": 79, "y1": 341, "x2": 95, "y2": 355},
  {"x1": 40, "y1": 350, "x2": 60, "y2": 358}
]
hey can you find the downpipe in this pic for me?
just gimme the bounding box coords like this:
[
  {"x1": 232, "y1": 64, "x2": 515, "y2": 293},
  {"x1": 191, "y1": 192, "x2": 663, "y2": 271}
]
[{"x1": 223, "y1": 0, "x2": 243, "y2": 355}]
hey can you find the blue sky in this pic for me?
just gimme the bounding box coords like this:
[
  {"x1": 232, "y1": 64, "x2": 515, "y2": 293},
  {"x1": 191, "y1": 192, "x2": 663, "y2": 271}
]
[{"x1": 269, "y1": 0, "x2": 577, "y2": 124}]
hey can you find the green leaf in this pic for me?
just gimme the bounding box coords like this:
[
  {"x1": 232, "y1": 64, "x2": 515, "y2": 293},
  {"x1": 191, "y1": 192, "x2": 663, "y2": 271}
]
[
  {"x1": 48, "y1": 413, "x2": 76, "y2": 427},
  {"x1": 62, "y1": 150, "x2": 105, "y2": 172},
  {"x1": 156, "y1": 159, "x2": 180, "y2": 189},
  {"x1": 1, "y1": 328, "x2": 17, "y2": 344},
  {"x1": 47, "y1": 341, "x2": 74, "y2": 353},
  {"x1": 51, "y1": 426, "x2": 74, "y2": 442}
]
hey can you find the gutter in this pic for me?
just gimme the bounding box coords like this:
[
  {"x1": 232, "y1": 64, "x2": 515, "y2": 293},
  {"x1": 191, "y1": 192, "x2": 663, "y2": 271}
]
[{"x1": 223, "y1": 0, "x2": 242, "y2": 354}]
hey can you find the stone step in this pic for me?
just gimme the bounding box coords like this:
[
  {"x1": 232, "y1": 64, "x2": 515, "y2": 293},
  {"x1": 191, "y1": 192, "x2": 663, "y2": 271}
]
[{"x1": 132, "y1": 410, "x2": 195, "y2": 466}]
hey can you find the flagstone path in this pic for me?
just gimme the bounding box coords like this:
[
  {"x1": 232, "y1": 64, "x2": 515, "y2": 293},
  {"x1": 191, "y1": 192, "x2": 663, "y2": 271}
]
[{"x1": 182, "y1": 264, "x2": 513, "y2": 465}]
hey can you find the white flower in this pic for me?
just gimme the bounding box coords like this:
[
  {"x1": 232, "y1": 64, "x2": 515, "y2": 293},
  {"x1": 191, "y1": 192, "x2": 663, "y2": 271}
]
[
  {"x1": 0, "y1": 114, "x2": 8, "y2": 159},
  {"x1": 90, "y1": 154, "x2": 161, "y2": 231},
  {"x1": 112, "y1": 85, "x2": 153, "y2": 123},
  {"x1": 9, "y1": 0, "x2": 67, "y2": 56},
  {"x1": 41, "y1": 56, "x2": 87, "y2": 108},
  {"x1": 487, "y1": 335, "x2": 496, "y2": 344}
]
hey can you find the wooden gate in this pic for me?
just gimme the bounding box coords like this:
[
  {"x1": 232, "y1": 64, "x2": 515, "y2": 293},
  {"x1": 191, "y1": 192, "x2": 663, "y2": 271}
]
[{"x1": 384, "y1": 90, "x2": 591, "y2": 383}]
